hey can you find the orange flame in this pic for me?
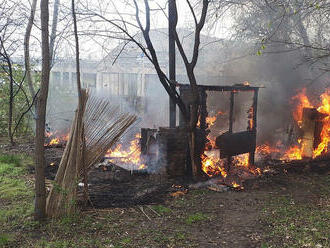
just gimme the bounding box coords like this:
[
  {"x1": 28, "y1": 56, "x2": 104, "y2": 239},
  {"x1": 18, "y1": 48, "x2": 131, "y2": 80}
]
[
  {"x1": 231, "y1": 181, "x2": 243, "y2": 189},
  {"x1": 106, "y1": 133, "x2": 146, "y2": 170},
  {"x1": 49, "y1": 138, "x2": 60, "y2": 146},
  {"x1": 247, "y1": 106, "x2": 254, "y2": 130},
  {"x1": 198, "y1": 111, "x2": 225, "y2": 128},
  {"x1": 233, "y1": 153, "x2": 249, "y2": 167},
  {"x1": 281, "y1": 146, "x2": 303, "y2": 161},
  {"x1": 256, "y1": 144, "x2": 280, "y2": 155},
  {"x1": 282, "y1": 88, "x2": 330, "y2": 159},
  {"x1": 44, "y1": 131, "x2": 69, "y2": 146},
  {"x1": 313, "y1": 90, "x2": 330, "y2": 157},
  {"x1": 201, "y1": 153, "x2": 227, "y2": 178},
  {"x1": 291, "y1": 88, "x2": 313, "y2": 125}
]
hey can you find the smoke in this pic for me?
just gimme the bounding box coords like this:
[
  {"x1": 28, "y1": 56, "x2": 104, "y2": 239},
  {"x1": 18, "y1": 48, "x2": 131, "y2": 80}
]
[
  {"x1": 204, "y1": 42, "x2": 317, "y2": 146},
  {"x1": 45, "y1": 28, "x2": 325, "y2": 169}
]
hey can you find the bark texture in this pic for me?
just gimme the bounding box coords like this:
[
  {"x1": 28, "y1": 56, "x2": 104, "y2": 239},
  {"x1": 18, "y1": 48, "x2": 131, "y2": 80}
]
[{"x1": 35, "y1": 0, "x2": 50, "y2": 220}]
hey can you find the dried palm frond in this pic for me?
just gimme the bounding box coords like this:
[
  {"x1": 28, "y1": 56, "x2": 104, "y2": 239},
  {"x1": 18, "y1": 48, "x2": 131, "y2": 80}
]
[{"x1": 46, "y1": 89, "x2": 137, "y2": 217}]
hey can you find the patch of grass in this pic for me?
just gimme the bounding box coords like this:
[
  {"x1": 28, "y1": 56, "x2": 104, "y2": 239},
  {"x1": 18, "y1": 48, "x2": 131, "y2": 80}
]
[
  {"x1": 185, "y1": 212, "x2": 208, "y2": 224},
  {"x1": 113, "y1": 237, "x2": 132, "y2": 248},
  {"x1": 59, "y1": 214, "x2": 80, "y2": 226},
  {"x1": 0, "y1": 201, "x2": 33, "y2": 223},
  {"x1": 0, "y1": 153, "x2": 21, "y2": 166},
  {"x1": 175, "y1": 231, "x2": 186, "y2": 241},
  {"x1": 0, "y1": 177, "x2": 32, "y2": 199},
  {"x1": 151, "y1": 205, "x2": 171, "y2": 215},
  {"x1": 190, "y1": 189, "x2": 208, "y2": 195},
  {"x1": 0, "y1": 154, "x2": 34, "y2": 232},
  {"x1": 261, "y1": 195, "x2": 330, "y2": 248},
  {"x1": 0, "y1": 162, "x2": 26, "y2": 177},
  {"x1": 0, "y1": 233, "x2": 14, "y2": 247},
  {"x1": 37, "y1": 240, "x2": 72, "y2": 248}
]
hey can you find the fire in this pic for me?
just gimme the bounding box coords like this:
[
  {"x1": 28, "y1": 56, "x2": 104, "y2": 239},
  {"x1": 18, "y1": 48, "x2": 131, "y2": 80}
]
[
  {"x1": 314, "y1": 90, "x2": 330, "y2": 157},
  {"x1": 198, "y1": 111, "x2": 224, "y2": 128},
  {"x1": 291, "y1": 88, "x2": 313, "y2": 126},
  {"x1": 206, "y1": 111, "x2": 224, "y2": 127},
  {"x1": 256, "y1": 143, "x2": 280, "y2": 155},
  {"x1": 281, "y1": 146, "x2": 303, "y2": 161},
  {"x1": 106, "y1": 133, "x2": 146, "y2": 170},
  {"x1": 200, "y1": 110, "x2": 256, "y2": 179},
  {"x1": 231, "y1": 181, "x2": 243, "y2": 189},
  {"x1": 201, "y1": 152, "x2": 227, "y2": 178},
  {"x1": 44, "y1": 131, "x2": 69, "y2": 146},
  {"x1": 233, "y1": 153, "x2": 249, "y2": 167},
  {"x1": 206, "y1": 116, "x2": 217, "y2": 127},
  {"x1": 247, "y1": 106, "x2": 253, "y2": 130},
  {"x1": 282, "y1": 88, "x2": 330, "y2": 159},
  {"x1": 49, "y1": 138, "x2": 60, "y2": 146}
]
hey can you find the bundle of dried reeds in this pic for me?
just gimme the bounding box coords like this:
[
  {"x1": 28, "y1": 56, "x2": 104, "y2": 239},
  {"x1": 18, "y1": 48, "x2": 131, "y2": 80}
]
[{"x1": 46, "y1": 90, "x2": 137, "y2": 217}]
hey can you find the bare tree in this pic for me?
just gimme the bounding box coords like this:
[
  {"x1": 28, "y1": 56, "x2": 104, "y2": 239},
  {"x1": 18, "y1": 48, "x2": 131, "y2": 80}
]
[
  {"x1": 172, "y1": 0, "x2": 209, "y2": 178},
  {"x1": 50, "y1": 0, "x2": 60, "y2": 66},
  {"x1": 0, "y1": 37, "x2": 15, "y2": 145},
  {"x1": 0, "y1": 0, "x2": 26, "y2": 145},
  {"x1": 80, "y1": 0, "x2": 210, "y2": 178},
  {"x1": 24, "y1": 0, "x2": 38, "y2": 104},
  {"x1": 35, "y1": 0, "x2": 50, "y2": 220},
  {"x1": 227, "y1": 0, "x2": 330, "y2": 79}
]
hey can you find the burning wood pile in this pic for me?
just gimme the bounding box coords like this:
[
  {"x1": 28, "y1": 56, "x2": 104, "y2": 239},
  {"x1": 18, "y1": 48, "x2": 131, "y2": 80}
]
[
  {"x1": 45, "y1": 86, "x2": 330, "y2": 196},
  {"x1": 45, "y1": 130, "x2": 69, "y2": 147},
  {"x1": 199, "y1": 87, "x2": 330, "y2": 188}
]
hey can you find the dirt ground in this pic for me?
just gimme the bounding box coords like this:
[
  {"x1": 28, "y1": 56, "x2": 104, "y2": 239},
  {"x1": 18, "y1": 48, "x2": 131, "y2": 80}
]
[{"x1": 1, "y1": 144, "x2": 329, "y2": 248}]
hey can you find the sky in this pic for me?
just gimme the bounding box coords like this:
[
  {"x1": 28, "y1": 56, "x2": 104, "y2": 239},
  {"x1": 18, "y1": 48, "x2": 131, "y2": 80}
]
[{"x1": 10, "y1": 0, "x2": 234, "y2": 60}]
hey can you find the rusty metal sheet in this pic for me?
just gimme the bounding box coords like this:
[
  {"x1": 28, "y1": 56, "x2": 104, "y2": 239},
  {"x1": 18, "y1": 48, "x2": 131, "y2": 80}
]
[{"x1": 216, "y1": 131, "x2": 256, "y2": 158}]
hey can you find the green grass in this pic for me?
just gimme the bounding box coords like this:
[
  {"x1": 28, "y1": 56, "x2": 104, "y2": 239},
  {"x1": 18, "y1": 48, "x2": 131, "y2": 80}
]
[
  {"x1": 261, "y1": 194, "x2": 330, "y2": 248},
  {"x1": 0, "y1": 153, "x2": 22, "y2": 166},
  {"x1": 0, "y1": 153, "x2": 35, "y2": 247},
  {"x1": 0, "y1": 233, "x2": 14, "y2": 247},
  {"x1": 0, "y1": 153, "x2": 33, "y2": 203},
  {"x1": 151, "y1": 205, "x2": 171, "y2": 215},
  {"x1": 185, "y1": 212, "x2": 208, "y2": 224},
  {"x1": 3, "y1": 151, "x2": 327, "y2": 248},
  {"x1": 0, "y1": 152, "x2": 196, "y2": 248}
]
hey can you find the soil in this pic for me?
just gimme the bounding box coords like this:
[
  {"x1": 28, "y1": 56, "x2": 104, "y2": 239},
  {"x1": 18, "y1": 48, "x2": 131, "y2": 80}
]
[{"x1": 2, "y1": 143, "x2": 329, "y2": 247}]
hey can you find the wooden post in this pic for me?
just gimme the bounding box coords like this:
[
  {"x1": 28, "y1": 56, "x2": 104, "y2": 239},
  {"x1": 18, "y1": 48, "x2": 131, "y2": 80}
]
[
  {"x1": 82, "y1": 126, "x2": 88, "y2": 207},
  {"x1": 227, "y1": 91, "x2": 235, "y2": 171},
  {"x1": 248, "y1": 88, "x2": 259, "y2": 166},
  {"x1": 200, "y1": 89, "x2": 207, "y2": 130},
  {"x1": 169, "y1": 0, "x2": 176, "y2": 127},
  {"x1": 229, "y1": 91, "x2": 234, "y2": 133}
]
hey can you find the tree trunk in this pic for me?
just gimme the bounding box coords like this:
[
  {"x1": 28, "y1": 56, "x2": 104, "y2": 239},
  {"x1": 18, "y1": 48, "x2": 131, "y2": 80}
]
[
  {"x1": 8, "y1": 60, "x2": 14, "y2": 146},
  {"x1": 49, "y1": 0, "x2": 60, "y2": 66},
  {"x1": 187, "y1": 71, "x2": 200, "y2": 179},
  {"x1": 24, "y1": 0, "x2": 37, "y2": 101},
  {"x1": 0, "y1": 37, "x2": 15, "y2": 146},
  {"x1": 35, "y1": 0, "x2": 50, "y2": 221}
]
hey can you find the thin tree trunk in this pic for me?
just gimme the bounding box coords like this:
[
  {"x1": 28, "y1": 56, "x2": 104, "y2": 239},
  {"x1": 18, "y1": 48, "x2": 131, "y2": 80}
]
[
  {"x1": 50, "y1": 0, "x2": 60, "y2": 66},
  {"x1": 35, "y1": 0, "x2": 50, "y2": 221},
  {"x1": 24, "y1": 0, "x2": 37, "y2": 101},
  {"x1": 72, "y1": 0, "x2": 86, "y2": 203},
  {"x1": 8, "y1": 61, "x2": 14, "y2": 146},
  {"x1": 188, "y1": 71, "x2": 200, "y2": 179},
  {"x1": 0, "y1": 37, "x2": 15, "y2": 146},
  {"x1": 72, "y1": 0, "x2": 82, "y2": 99}
]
